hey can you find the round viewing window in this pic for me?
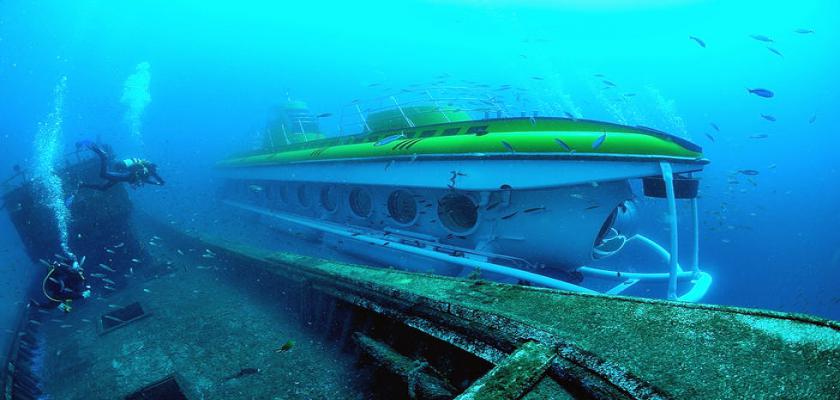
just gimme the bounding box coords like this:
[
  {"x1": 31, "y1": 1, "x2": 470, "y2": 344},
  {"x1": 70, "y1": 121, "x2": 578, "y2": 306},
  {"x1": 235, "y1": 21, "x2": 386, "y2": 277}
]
[
  {"x1": 349, "y1": 188, "x2": 373, "y2": 218},
  {"x1": 297, "y1": 185, "x2": 311, "y2": 207},
  {"x1": 387, "y1": 190, "x2": 418, "y2": 225},
  {"x1": 320, "y1": 186, "x2": 338, "y2": 212},
  {"x1": 437, "y1": 194, "x2": 479, "y2": 234}
]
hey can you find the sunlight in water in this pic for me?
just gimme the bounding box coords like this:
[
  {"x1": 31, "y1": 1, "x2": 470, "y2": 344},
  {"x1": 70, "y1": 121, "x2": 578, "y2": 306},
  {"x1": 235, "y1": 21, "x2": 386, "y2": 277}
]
[
  {"x1": 121, "y1": 61, "x2": 152, "y2": 142},
  {"x1": 33, "y1": 76, "x2": 76, "y2": 261}
]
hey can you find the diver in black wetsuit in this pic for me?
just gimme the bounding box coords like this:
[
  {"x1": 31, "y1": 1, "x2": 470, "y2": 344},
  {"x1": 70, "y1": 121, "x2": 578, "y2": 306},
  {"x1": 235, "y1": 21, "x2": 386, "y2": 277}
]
[
  {"x1": 79, "y1": 143, "x2": 165, "y2": 191},
  {"x1": 42, "y1": 258, "x2": 91, "y2": 312}
]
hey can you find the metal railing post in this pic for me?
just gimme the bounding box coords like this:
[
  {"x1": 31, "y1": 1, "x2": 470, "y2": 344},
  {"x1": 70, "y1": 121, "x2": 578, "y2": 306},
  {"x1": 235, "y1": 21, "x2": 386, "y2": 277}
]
[
  {"x1": 660, "y1": 162, "x2": 679, "y2": 300},
  {"x1": 391, "y1": 96, "x2": 415, "y2": 128}
]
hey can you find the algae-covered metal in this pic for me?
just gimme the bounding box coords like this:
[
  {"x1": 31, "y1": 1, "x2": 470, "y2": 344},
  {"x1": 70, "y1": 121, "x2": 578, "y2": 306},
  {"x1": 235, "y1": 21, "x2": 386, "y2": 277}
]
[{"x1": 184, "y1": 228, "x2": 840, "y2": 399}]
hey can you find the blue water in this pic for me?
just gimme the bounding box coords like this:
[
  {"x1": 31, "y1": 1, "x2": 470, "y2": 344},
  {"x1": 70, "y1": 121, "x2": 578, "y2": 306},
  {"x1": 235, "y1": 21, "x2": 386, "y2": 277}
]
[{"x1": 1, "y1": 0, "x2": 838, "y2": 344}]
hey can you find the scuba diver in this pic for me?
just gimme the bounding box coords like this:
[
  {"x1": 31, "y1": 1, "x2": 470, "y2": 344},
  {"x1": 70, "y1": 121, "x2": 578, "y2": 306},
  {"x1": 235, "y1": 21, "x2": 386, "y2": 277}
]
[
  {"x1": 41, "y1": 256, "x2": 91, "y2": 313},
  {"x1": 78, "y1": 141, "x2": 165, "y2": 191}
]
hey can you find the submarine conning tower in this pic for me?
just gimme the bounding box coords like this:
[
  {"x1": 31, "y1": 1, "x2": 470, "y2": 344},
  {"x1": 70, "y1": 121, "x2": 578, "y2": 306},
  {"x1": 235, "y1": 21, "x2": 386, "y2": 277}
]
[{"x1": 263, "y1": 99, "x2": 325, "y2": 148}]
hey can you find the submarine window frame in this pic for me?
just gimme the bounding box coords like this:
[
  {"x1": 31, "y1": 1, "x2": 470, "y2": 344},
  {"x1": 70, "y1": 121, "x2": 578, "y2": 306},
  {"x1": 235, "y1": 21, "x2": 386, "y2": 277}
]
[
  {"x1": 297, "y1": 184, "x2": 311, "y2": 208},
  {"x1": 437, "y1": 193, "x2": 480, "y2": 235},
  {"x1": 387, "y1": 190, "x2": 419, "y2": 226},
  {"x1": 349, "y1": 188, "x2": 373, "y2": 218},
  {"x1": 443, "y1": 127, "x2": 461, "y2": 136},
  {"x1": 276, "y1": 183, "x2": 290, "y2": 205},
  {"x1": 320, "y1": 186, "x2": 339, "y2": 213},
  {"x1": 420, "y1": 130, "x2": 437, "y2": 138},
  {"x1": 467, "y1": 126, "x2": 489, "y2": 136}
]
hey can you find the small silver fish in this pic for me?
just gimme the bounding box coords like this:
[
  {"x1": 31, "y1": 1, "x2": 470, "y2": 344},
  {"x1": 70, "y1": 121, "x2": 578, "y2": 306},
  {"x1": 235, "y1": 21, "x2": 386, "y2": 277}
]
[
  {"x1": 60, "y1": 324, "x2": 72, "y2": 328},
  {"x1": 374, "y1": 133, "x2": 406, "y2": 147},
  {"x1": 105, "y1": 249, "x2": 116, "y2": 254},
  {"x1": 131, "y1": 258, "x2": 141, "y2": 263},
  {"x1": 554, "y1": 138, "x2": 572, "y2": 152},
  {"x1": 143, "y1": 289, "x2": 151, "y2": 293},
  {"x1": 201, "y1": 254, "x2": 216, "y2": 259},
  {"x1": 592, "y1": 132, "x2": 607, "y2": 149},
  {"x1": 749, "y1": 34, "x2": 774, "y2": 43},
  {"x1": 98, "y1": 264, "x2": 115, "y2": 272},
  {"x1": 104, "y1": 286, "x2": 116, "y2": 291},
  {"x1": 500, "y1": 141, "x2": 515, "y2": 153},
  {"x1": 108, "y1": 304, "x2": 120, "y2": 308},
  {"x1": 177, "y1": 249, "x2": 184, "y2": 255},
  {"x1": 113, "y1": 242, "x2": 125, "y2": 248},
  {"x1": 766, "y1": 47, "x2": 783, "y2": 57},
  {"x1": 90, "y1": 273, "x2": 106, "y2": 278},
  {"x1": 102, "y1": 278, "x2": 116, "y2": 285},
  {"x1": 28, "y1": 320, "x2": 42, "y2": 326}
]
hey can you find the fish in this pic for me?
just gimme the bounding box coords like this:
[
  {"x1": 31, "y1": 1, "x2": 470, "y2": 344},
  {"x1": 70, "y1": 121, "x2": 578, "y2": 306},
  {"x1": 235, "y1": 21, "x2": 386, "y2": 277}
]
[
  {"x1": 103, "y1": 315, "x2": 123, "y2": 322},
  {"x1": 105, "y1": 249, "x2": 116, "y2": 254},
  {"x1": 225, "y1": 367, "x2": 260, "y2": 381},
  {"x1": 374, "y1": 133, "x2": 406, "y2": 146},
  {"x1": 593, "y1": 73, "x2": 605, "y2": 77},
  {"x1": 705, "y1": 133, "x2": 715, "y2": 142},
  {"x1": 248, "y1": 184, "x2": 264, "y2": 193},
  {"x1": 108, "y1": 304, "x2": 120, "y2": 308},
  {"x1": 749, "y1": 134, "x2": 769, "y2": 139},
  {"x1": 737, "y1": 169, "x2": 760, "y2": 176},
  {"x1": 102, "y1": 278, "x2": 115, "y2": 285},
  {"x1": 315, "y1": 113, "x2": 332, "y2": 118},
  {"x1": 523, "y1": 207, "x2": 546, "y2": 214},
  {"x1": 104, "y1": 286, "x2": 116, "y2": 291},
  {"x1": 113, "y1": 242, "x2": 125, "y2": 248},
  {"x1": 201, "y1": 254, "x2": 215, "y2": 259},
  {"x1": 592, "y1": 132, "x2": 607, "y2": 150},
  {"x1": 276, "y1": 340, "x2": 295, "y2": 352},
  {"x1": 794, "y1": 28, "x2": 814, "y2": 34},
  {"x1": 177, "y1": 249, "x2": 184, "y2": 255},
  {"x1": 602, "y1": 80, "x2": 616, "y2": 87},
  {"x1": 151, "y1": 236, "x2": 161, "y2": 241},
  {"x1": 130, "y1": 258, "x2": 141, "y2": 263},
  {"x1": 553, "y1": 138, "x2": 572, "y2": 151},
  {"x1": 500, "y1": 141, "x2": 515, "y2": 153},
  {"x1": 143, "y1": 288, "x2": 151, "y2": 293},
  {"x1": 90, "y1": 273, "x2": 106, "y2": 278},
  {"x1": 28, "y1": 320, "x2": 41, "y2": 326},
  {"x1": 563, "y1": 111, "x2": 577, "y2": 120},
  {"x1": 689, "y1": 36, "x2": 706, "y2": 48},
  {"x1": 585, "y1": 205, "x2": 600, "y2": 210},
  {"x1": 570, "y1": 193, "x2": 585, "y2": 200},
  {"x1": 710, "y1": 123, "x2": 719, "y2": 131},
  {"x1": 761, "y1": 114, "x2": 777, "y2": 121},
  {"x1": 531, "y1": 76, "x2": 544, "y2": 80},
  {"x1": 809, "y1": 114, "x2": 817, "y2": 124},
  {"x1": 766, "y1": 47, "x2": 783, "y2": 57},
  {"x1": 98, "y1": 264, "x2": 115, "y2": 272},
  {"x1": 623, "y1": 93, "x2": 636, "y2": 97},
  {"x1": 59, "y1": 325, "x2": 72, "y2": 329},
  {"x1": 501, "y1": 211, "x2": 518, "y2": 220},
  {"x1": 749, "y1": 34, "x2": 774, "y2": 43},
  {"x1": 747, "y1": 88, "x2": 774, "y2": 98}
]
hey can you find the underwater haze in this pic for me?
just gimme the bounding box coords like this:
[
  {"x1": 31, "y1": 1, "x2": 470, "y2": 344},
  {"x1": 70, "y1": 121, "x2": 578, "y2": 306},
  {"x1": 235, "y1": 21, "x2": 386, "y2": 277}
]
[{"x1": 1, "y1": 0, "x2": 839, "y2": 350}]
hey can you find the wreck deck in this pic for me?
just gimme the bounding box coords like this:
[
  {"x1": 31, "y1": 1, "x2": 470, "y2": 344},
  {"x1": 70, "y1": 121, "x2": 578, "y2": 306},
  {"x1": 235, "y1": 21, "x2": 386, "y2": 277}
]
[{"x1": 30, "y1": 214, "x2": 840, "y2": 399}]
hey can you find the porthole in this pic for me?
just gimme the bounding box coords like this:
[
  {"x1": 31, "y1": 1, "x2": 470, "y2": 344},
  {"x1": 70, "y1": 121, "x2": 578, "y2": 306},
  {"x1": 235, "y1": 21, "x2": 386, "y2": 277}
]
[
  {"x1": 297, "y1": 185, "x2": 311, "y2": 208},
  {"x1": 387, "y1": 190, "x2": 418, "y2": 225},
  {"x1": 349, "y1": 188, "x2": 372, "y2": 218},
  {"x1": 320, "y1": 186, "x2": 338, "y2": 213},
  {"x1": 277, "y1": 184, "x2": 289, "y2": 204},
  {"x1": 437, "y1": 194, "x2": 479, "y2": 234}
]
